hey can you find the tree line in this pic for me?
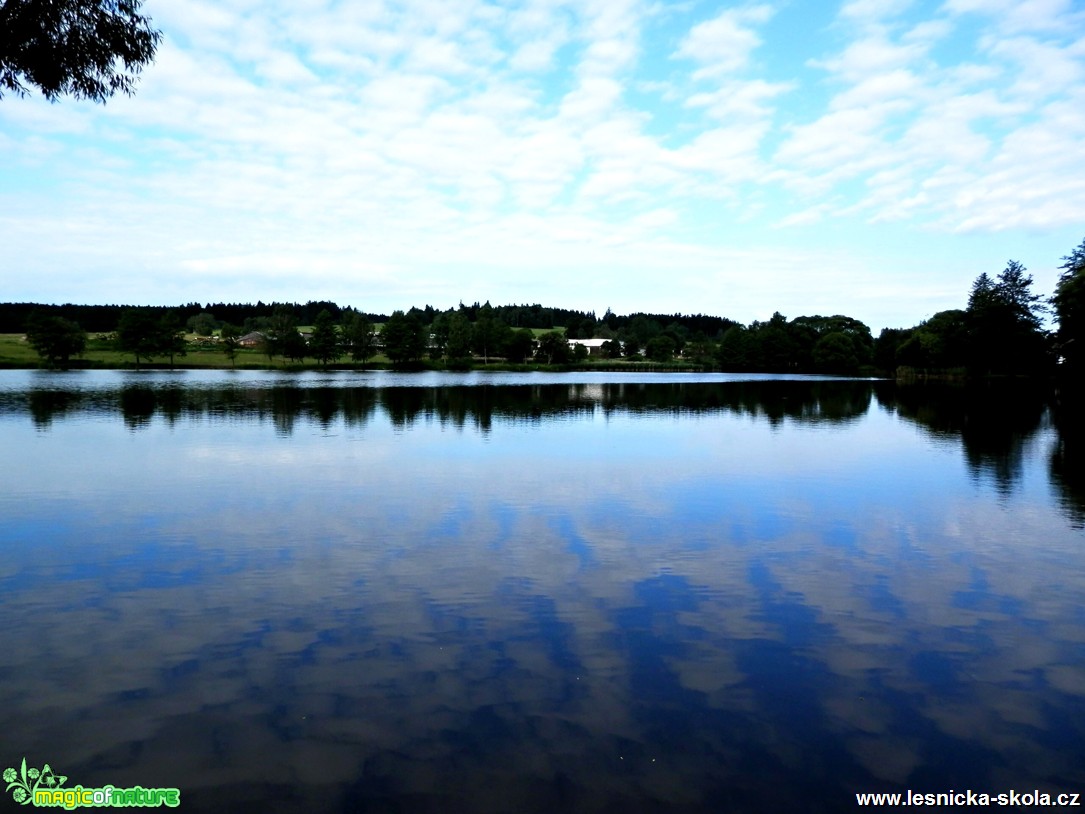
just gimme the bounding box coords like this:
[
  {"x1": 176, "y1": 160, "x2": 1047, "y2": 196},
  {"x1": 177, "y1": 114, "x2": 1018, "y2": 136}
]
[
  {"x1": 875, "y1": 247, "x2": 1082, "y2": 379},
  {"x1": 0, "y1": 301, "x2": 366, "y2": 335},
  {"x1": 0, "y1": 300, "x2": 723, "y2": 337},
  {"x1": 12, "y1": 237, "x2": 1085, "y2": 378}
]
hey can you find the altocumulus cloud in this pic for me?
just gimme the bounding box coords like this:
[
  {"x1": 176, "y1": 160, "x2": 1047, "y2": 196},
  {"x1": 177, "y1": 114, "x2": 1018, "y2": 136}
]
[{"x1": 1, "y1": 0, "x2": 1084, "y2": 329}]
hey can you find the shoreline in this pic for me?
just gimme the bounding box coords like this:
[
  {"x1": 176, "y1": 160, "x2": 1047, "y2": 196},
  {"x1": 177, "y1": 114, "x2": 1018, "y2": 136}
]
[{"x1": 0, "y1": 359, "x2": 713, "y2": 373}]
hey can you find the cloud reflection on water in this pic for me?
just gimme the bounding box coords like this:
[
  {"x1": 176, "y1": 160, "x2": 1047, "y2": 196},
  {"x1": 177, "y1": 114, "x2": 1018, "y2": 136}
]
[{"x1": 0, "y1": 373, "x2": 1083, "y2": 812}]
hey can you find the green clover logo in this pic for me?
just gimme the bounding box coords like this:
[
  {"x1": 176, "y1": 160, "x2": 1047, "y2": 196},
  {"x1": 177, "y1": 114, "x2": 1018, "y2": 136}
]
[{"x1": 4, "y1": 759, "x2": 67, "y2": 806}]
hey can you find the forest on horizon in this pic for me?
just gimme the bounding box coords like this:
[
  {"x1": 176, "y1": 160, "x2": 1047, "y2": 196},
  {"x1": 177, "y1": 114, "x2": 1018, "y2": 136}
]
[{"x1": 3, "y1": 238, "x2": 1084, "y2": 379}]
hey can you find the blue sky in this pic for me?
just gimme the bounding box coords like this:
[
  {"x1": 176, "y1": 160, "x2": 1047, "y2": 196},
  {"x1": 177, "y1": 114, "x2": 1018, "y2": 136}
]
[{"x1": 2, "y1": 0, "x2": 1084, "y2": 330}]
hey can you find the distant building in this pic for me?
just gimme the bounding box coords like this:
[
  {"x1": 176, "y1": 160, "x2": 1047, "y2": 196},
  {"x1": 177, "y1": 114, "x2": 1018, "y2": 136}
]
[
  {"x1": 238, "y1": 331, "x2": 265, "y2": 348},
  {"x1": 567, "y1": 338, "x2": 608, "y2": 356}
]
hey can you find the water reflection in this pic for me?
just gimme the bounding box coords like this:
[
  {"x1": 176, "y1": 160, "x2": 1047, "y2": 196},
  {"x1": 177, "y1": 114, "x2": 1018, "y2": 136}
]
[
  {"x1": 875, "y1": 381, "x2": 1050, "y2": 496},
  {"x1": 0, "y1": 372, "x2": 1083, "y2": 813},
  {"x1": 8, "y1": 379, "x2": 877, "y2": 432},
  {"x1": 1050, "y1": 390, "x2": 1085, "y2": 528}
]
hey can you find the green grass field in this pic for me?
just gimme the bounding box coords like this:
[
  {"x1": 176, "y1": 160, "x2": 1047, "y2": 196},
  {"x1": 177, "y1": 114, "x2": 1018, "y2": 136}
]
[
  {"x1": 0, "y1": 334, "x2": 39, "y2": 366},
  {"x1": 0, "y1": 333, "x2": 401, "y2": 369},
  {"x1": 0, "y1": 329, "x2": 704, "y2": 371}
]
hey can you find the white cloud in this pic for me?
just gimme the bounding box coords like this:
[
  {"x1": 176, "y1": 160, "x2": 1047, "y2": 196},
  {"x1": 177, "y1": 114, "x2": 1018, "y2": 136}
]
[
  {"x1": 685, "y1": 78, "x2": 793, "y2": 120},
  {"x1": 829, "y1": 67, "x2": 922, "y2": 109},
  {"x1": 509, "y1": 38, "x2": 563, "y2": 72},
  {"x1": 777, "y1": 202, "x2": 835, "y2": 227},
  {"x1": 945, "y1": 95, "x2": 1085, "y2": 231},
  {"x1": 812, "y1": 34, "x2": 929, "y2": 79},
  {"x1": 253, "y1": 52, "x2": 320, "y2": 85},
  {"x1": 840, "y1": 0, "x2": 915, "y2": 21},
  {"x1": 356, "y1": 73, "x2": 453, "y2": 129},
  {"x1": 404, "y1": 36, "x2": 475, "y2": 75},
  {"x1": 776, "y1": 106, "x2": 893, "y2": 173},
  {"x1": 903, "y1": 19, "x2": 953, "y2": 43},
  {"x1": 674, "y1": 5, "x2": 774, "y2": 77},
  {"x1": 558, "y1": 76, "x2": 625, "y2": 119},
  {"x1": 764, "y1": 0, "x2": 1085, "y2": 237},
  {"x1": 505, "y1": 0, "x2": 572, "y2": 68},
  {"x1": 148, "y1": 0, "x2": 239, "y2": 45},
  {"x1": 2, "y1": 0, "x2": 1084, "y2": 328},
  {"x1": 985, "y1": 35, "x2": 1085, "y2": 97},
  {"x1": 942, "y1": 0, "x2": 1080, "y2": 33}
]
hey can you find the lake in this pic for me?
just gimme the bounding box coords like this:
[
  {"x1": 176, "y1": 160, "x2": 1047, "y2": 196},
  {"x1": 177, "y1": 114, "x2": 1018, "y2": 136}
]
[{"x1": 1, "y1": 370, "x2": 1083, "y2": 813}]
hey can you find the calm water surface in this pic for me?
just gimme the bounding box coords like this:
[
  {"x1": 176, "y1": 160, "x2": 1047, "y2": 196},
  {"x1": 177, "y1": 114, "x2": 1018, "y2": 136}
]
[{"x1": 1, "y1": 370, "x2": 1083, "y2": 813}]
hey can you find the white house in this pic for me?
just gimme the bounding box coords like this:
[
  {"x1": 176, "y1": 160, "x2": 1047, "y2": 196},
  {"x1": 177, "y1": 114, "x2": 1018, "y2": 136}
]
[{"x1": 567, "y1": 338, "x2": 609, "y2": 356}]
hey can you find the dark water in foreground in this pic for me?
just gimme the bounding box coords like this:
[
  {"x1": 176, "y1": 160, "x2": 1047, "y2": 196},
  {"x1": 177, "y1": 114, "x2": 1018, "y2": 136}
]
[{"x1": 0, "y1": 371, "x2": 1083, "y2": 813}]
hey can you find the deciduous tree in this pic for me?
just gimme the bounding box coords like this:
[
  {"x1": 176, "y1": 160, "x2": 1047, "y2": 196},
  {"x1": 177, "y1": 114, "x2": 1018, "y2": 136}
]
[
  {"x1": 428, "y1": 312, "x2": 450, "y2": 360},
  {"x1": 504, "y1": 328, "x2": 535, "y2": 363},
  {"x1": 445, "y1": 313, "x2": 472, "y2": 361},
  {"x1": 683, "y1": 331, "x2": 715, "y2": 366},
  {"x1": 309, "y1": 309, "x2": 341, "y2": 369},
  {"x1": 758, "y1": 312, "x2": 796, "y2": 371},
  {"x1": 381, "y1": 310, "x2": 426, "y2": 364},
  {"x1": 158, "y1": 312, "x2": 186, "y2": 369},
  {"x1": 281, "y1": 329, "x2": 307, "y2": 363},
  {"x1": 645, "y1": 335, "x2": 675, "y2": 362},
  {"x1": 895, "y1": 310, "x2": 968, "y2": 371},
  {"x1": 25, "y1": 312, "x2": 86, "y2": 368},
  {"x1": 812, "y1": 332, "x2": 859, "y2": 373},
  {"x1": 186, "y1": 312, "x2": 218, "y2": 337},
  {"x1": 599, "y1": 339, "x2": 622, "y2": 359},
  {"x1": 220, "y1": 323, "x2": 241, "y2": 367},
  {"x1": 0, "y1": 0, "x2": 162, "y2": 102},
  {"x1": 535, "y1": 331, "x2": 569, "y2": 364},
  {"x1": 115, "y1": 308, "x2": 159, "y2": 369},
  {"x1": 341, "y1": 310, "x2": 376, "y2": 363},
  {"x1": 472, "y1": 303, "x2": 510, "y2": 364},
  {"x1": 265, "y1": 307, "x2": 298, "y2": 362},
  {"x1": 717, "y1": 325, "x2": 756, "y2": 371}
]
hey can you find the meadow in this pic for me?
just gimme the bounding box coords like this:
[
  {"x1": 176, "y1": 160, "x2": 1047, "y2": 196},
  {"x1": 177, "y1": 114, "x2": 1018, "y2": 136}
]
[{"x1": 0, "y1": 331, "x2": 695, "y2": 372}]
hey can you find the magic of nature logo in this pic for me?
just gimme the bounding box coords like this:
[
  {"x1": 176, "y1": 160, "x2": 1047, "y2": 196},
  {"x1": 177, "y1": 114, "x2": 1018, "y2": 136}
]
[{"x1": 4, "y1": 758, "x2": 180, "y2": 808}]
